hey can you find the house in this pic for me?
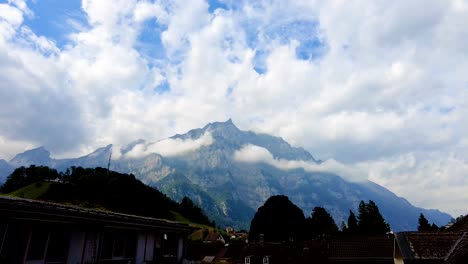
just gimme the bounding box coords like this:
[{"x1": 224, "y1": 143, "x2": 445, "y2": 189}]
[
  {"x1": 443, "y1": 232, "x2": 468, "y2": 264},
  {"x1": 0, "y1": 195, "x2": 194, "y2": 264},
  {"x1": 204, "y1": 231, "x2": 226, "y2": 244},
  {"x1": 393, "y1": 214, "x2": 468, "y2": 264},
  {"x1": 394, "y1": 232, "x2": 461, "y2": 264},
  {"x1": 241, "y1": 241, "x2": 323, "y2": 264},
  {"x1": 442, "y1": 216, "x2": 468, "y2": 264},
  {"x1": 326, "y1": 235, "x2": 394, "y2": 263}
]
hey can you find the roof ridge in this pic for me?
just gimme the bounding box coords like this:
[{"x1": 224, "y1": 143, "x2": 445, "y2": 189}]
[{"x1": 443, "y1": 232, "x2": 468, "y2": 264}]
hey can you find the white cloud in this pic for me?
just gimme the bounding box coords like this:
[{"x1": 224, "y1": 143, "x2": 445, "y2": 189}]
[
  {"x1": 233, "y1": 144, "x2": 366, "y2": 182},
  {"x1": 133, "y1": 1, "x2": 168, "y2": 23},
  {"x1": 0, "y1": 3, "x2": 24, "y2": 41},
  {"x1": 125, "y1": 132, "x2": 214, "y2": 158},
  {"x1": 361, "y1": 152, "x2": 468, "y2": 216},
  {"x1": 161, "y1": 0, "x2": 211, "y2": 56}
]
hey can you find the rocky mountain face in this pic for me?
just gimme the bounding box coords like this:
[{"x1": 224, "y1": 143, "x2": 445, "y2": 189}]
[{"x1": 0, "y1": 120, "x2": 452, "y2": 231}]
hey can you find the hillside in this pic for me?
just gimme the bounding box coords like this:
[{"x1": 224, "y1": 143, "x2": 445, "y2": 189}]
[
  {"x1": 0, "y1": 120, "x2": 452, "y2": 230},
  {"x1": 0, "y1": 166, "x2": 214, "y2": 227}
]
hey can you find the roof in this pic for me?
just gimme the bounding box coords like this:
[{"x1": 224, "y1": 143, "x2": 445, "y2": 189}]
[
  {"x1": 444, "y1": 232, "x2": 468, "y2": 264},
  {"x1": 242, "y1": 241, "x2": 327, "y2": 263},
  {"x1": 201, "y1": 256, "x2": 215, "y2": 262},
  {"x1": 0, "y1": 195, "x2": 193, "y2": 232},
  {"x1": 327, "y1": 235, "x2": 393, "y2": 261},
  {"x1": 205, "y1": 231, "x2": 223, "y2": 242},
  {"x1": 396, "y1": 232, "x2": 462, "y2": 261}
]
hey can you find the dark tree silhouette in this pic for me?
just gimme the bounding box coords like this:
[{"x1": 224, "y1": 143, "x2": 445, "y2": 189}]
[
  {"x1": 418, "y1": 213, "x2": 432, "y2": 231},
  {"x1": 418, "y1": 213, "x2": 441, "y2": 231},
  {"x1": 357, "y1": 200, "x2": 390, "y2": 234},
  {"x1": 431, "y1": 223, "x2": 440, "y2": 231},
  {"x1": 180, "y1": 196, "x2": 214, "y2": 226},
  {"x1": 249, "y1": 195, "x2": 305, "y2": 242},
  {"x1": 341, "y1": 221, "x2": 348, "y2": 232},
  {"x1": 347, "y1": 210, "x2": 358, "y2": 234},
  {"x1": 306, "y1": 206, "x2": 338, "y2": 237},
  {"x1": 0, "y1": 165, "x2": 60, "y2": 193}
]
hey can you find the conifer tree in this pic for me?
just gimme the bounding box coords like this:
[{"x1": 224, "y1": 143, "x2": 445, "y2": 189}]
[
  {"x1": 306, "y1": 206, "x2": 338, "y2": 237},
  {"x1": 347, "y1": 210, "x2": 358, "y2": 234},
  {"x1": 357, "y1": 200, "x2": 390, "y2": 234},
  {"x1": 341, "y1": 221, "x2": 348, "y2": 232},
  {"x1": 418, "y1": 213, "x2": 432, "y2": 231}
]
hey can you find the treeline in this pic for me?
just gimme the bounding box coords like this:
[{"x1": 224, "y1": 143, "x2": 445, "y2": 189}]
[
  {"x1": 418, "y1": 213, "x2": 444, "y2": 231},
  {"x1": 249, "y1": 195, "x2": 391, "y2": 242},
  {"x1": 249, "y1": 195, "x2": 447, "y2": 242},
  {"x1": 0, "y1": 165, "x2": 214, "y2": 227}
]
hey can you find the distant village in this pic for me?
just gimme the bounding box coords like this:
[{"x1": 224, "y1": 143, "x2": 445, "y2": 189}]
[{"x1": 1, "y1": 165, "x2": 467, "y2": 263}]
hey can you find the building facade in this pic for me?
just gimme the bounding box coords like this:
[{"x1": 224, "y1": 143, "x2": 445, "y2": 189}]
[{"x1": 0, "y1": 196, "x2": 193, "y2": 264}]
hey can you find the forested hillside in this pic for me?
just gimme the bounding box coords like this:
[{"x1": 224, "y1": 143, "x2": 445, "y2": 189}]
[{"x1": 0, "y1": 165, "x2": 214, "y2": 227}]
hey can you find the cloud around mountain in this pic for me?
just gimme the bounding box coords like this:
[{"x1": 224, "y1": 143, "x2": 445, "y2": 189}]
[
  {"x1": 233, "y1": 144, "x2": 366, "y2": 182},
  {"x1": 124, "y1": 132, "x2": 213, "y2": 158}
]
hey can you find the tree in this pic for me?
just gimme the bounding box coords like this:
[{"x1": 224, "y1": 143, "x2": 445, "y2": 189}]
[
  {"x1": 249, "y1": 195, "x2": 305, "y2": 242},
  {"x1": 357, "y1": 200, "x2": 390, "y2": 234},
  {"x1": 306, "y1": 206, "x2": 338, "y2": 237},
  {"x1": 341, "y1": 222, "x2": 348, "y2": 232},
  {"x1": 0, "y1": 165, "x2": 60, "y2": 193},
  {"x1": 431, "y1": 223, "x2": 440, "y2": 231},
  {"x1": 418, "y1": 213, "x2": 432, "y2": 231},
  {"x1": 418, "y1": 213, "x2": 441, "y2": 231},
  {"x1": 180, "y1": 196, "x2": 213, "y2": 227},
  {"x1": 347, "y1": 210, "x2": 358, "y2": 234}
]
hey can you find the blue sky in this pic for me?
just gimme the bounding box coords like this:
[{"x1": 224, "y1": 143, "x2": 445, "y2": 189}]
[
  {"x1": 1, "y1": 0, "x2": 468, "y2": 216},
  {"x1": 21, "y1": 0, "x2": 86, "y2": 47}
]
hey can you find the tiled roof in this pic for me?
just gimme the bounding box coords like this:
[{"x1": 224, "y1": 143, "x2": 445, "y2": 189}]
[
  {"x1": 397, "y1": 232, "x2": 461, "y2": 260},
  {"x1": 0, "y1": 195, "x2": 193, "y2": 232},
  {"x1": 201, "y1": 256, "x2": 215, "y2": 262},
  {"x1": 444, "y1": 232, "x2": 468, "y2": 264},
  {"x1": 327, "y1": 236, "x2": 393, "y2": 260},
  {"x1": 205, "y1": 231, "x2": 222, "y2": 242}
]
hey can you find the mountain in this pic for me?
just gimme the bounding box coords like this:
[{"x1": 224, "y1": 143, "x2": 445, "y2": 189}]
[
  {"x1": 9, "y1": 147, "x2": 53, "y2": 167},
  {"x1": 0, "y1": 120, "x2": 452, "y2": 231},
  {"x1": 0, "y1": 159, "x2": 14, "y2": 183}
]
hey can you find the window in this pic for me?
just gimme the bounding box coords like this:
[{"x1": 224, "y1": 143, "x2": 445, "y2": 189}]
[
  {"x1": 0, "y1": 223, "x2": 29, "y2": 263},
  {"x1": 27, "y1": 229, "x2": 49, "y2": 261},
  {"x1": 245, "y1": 256, "x2": 250, "y2": 264},
  {"x1": 46, "y1": 230, "x2": 70, "y2": 263},
  {"x1": 1, "y1": 223, "x2": 70, "y2": 264},
  {"x1": 100, "y1": 231, "x2": 137, "y2": 261},
  {"x1": 263, "y1": 256, "x2": 270, "y2": 264}
]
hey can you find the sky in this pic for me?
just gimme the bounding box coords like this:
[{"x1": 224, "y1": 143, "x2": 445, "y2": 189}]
[{"x1": 1, "y1": 0, "x2": 468, "y2": 217}]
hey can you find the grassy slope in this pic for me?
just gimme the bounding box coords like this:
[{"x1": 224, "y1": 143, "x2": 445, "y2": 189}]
[{"x1": 7, "y1": 181, "x2": 52, "y2": 199}]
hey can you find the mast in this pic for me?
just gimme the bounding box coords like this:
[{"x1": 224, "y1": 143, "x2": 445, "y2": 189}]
[{"x1": 107, "y1": 148, "x2": 112, "y2": 176}]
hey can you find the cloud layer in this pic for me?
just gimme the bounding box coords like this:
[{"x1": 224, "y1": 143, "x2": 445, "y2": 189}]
[
  {"x1": 233, "y1": 144, "x2": 366, "y2": 182},
  {"x1": 124, "y1": 132, "x2": 213, "y2": 158},
  {"x1": 1, "y1": 0, "x2": 468, "y2": 216}
]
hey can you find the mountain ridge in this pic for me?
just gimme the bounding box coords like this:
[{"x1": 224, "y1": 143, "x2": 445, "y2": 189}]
[{"x1": 0, "y1": 120, "x2": 452, "y2": 230}]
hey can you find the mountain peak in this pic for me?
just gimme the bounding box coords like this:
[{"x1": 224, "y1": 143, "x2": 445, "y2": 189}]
[
  {"x1": 205, "y1": 118, "x2": 237, "y2": 129},
  {"x1": 10, "y1": 146, "x2": 52, "y2": 167},
  {"x1": 86, "y1": 144, "x2": 113, "y2": 158}
]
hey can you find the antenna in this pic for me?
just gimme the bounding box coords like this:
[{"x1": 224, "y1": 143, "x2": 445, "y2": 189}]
[{"x1": 107, "y1": 147, "x2": 112, "y2": 176}]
